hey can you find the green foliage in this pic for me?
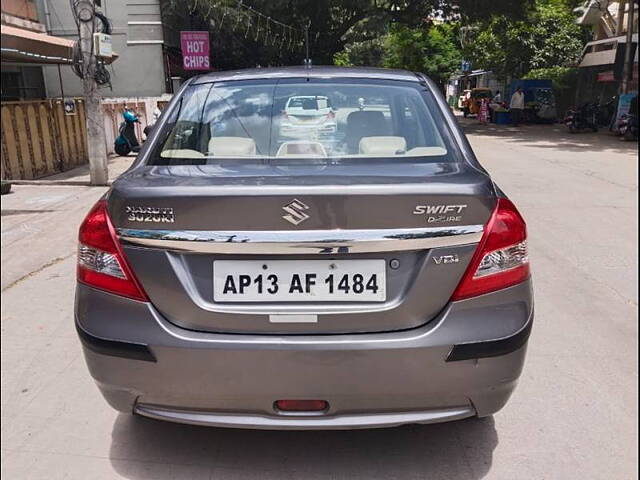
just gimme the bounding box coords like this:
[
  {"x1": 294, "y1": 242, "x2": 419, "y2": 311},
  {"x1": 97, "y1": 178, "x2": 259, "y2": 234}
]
[
  {"x1": 528, "y1": 2, "x2": 589, "y2": 70},
  {"x1": 462, "y1": 18, "x2": 532, "y2": 79},
  {"x1": 453, "y1": 0, "x2": 536, "y2": 21},
  {"x1": 382, "y1": 23, "x2": 462, "y2": 86},
  {"x1": 462, "y1": 0, "x2": 590, "y2": 79},
  {"x1": 165, "y1": 0, "x2": 446, "y2": 69},
  {"x1": 333, "y1": 51, "x2": 352, "y2": 67},
  {"x1": 332, "y1": 38, "x2": 385, "y2": 67},
  {"x1": 163, "y1": 0, "x2": 535, "y2": 72},
  {"x1": 524, "y1": 66, "x2": 578, "y2": 90}
]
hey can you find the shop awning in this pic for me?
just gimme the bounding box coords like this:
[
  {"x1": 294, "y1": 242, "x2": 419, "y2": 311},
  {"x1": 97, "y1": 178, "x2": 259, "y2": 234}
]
[{"x1": 1, "y1": 25, "x2": 117, "y2": 65}]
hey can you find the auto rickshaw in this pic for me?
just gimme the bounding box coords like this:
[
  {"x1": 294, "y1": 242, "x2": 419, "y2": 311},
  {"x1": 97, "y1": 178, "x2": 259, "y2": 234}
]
[{"x1": 462, "y1": 88, "x2": 492, "y2": 117}]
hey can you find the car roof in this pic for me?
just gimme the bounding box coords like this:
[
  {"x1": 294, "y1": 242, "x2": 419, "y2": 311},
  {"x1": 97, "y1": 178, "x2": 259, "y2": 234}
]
[
  {"x1": 191, "y1": 66, "x2": 421, "y2": 84},
  {"x1": 288, "y1": 95, "x2": 329, "y2": 99}
]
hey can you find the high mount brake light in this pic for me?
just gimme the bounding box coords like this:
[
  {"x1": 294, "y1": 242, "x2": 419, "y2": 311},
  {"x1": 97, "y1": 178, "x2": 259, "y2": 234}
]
[
  {"x1": 452, "y1": 198, "x2": 529, "y2": 300},
  {"x1": 77, "y1": 200, "x2": 148, "y2": 301}
]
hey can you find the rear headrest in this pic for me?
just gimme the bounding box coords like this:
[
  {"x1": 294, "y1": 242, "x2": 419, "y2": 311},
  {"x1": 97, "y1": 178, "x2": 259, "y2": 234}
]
[
  {"x1": 346, "y1": 111, "x2": 388, "y2": 136},
  {"x1": 359, "y1": 136, "x2": 407, "y2": 155},
  {"x1": 208, "y1": 137, "x2": 256, "y2": 156},
  {"x1": 345, "y1": 111, "x2": 389, "y2": 152}
]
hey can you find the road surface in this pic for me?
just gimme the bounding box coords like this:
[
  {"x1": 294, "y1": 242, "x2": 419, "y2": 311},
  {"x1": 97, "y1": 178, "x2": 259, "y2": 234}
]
[{"x1": 1, "y1": 121, "x2": 637, "y2": 479}]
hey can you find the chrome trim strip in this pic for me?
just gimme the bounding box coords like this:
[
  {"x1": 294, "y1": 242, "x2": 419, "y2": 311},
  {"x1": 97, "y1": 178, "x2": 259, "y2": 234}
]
[
  {"x1": 117, "y1": 225, "x2": 484, "y2": 254},
  {"x1": 134, "y1": 403, "x2": 476, "y2": 429}
]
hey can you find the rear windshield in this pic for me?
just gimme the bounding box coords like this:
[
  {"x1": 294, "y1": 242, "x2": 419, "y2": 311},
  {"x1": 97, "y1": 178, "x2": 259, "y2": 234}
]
[{"x1": 148, "y1": 78, "x2": 460, "y2": 165}]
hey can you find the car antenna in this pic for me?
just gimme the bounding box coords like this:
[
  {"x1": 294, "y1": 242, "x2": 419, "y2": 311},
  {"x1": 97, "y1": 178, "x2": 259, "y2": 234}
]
[{"x1": 303, "y1": 22, "x2": 311, "y2": 80}]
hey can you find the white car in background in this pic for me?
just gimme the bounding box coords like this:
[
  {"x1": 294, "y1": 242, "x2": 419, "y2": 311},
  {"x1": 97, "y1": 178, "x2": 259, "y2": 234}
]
[{"x1": 280, "y1": 95, "x2": 337, "y2": 139}]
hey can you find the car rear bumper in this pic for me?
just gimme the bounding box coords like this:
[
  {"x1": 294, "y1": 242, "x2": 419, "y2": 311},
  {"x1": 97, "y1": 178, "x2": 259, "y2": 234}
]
[
  {"x1": 133, "y1": 404, "x2": 476, "y2": 430},
  {"x1": 75, "y1": 279, "x2": 533, "y2": 430}
]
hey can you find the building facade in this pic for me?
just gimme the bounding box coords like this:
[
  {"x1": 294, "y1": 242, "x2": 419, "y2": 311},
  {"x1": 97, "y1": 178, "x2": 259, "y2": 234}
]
[
  {"x1": 574, "y1": 0, "x2": 638, "y2": 102},
  {"x1": 1, "y1": 0, "x2": 49, "y2": 100},
  {"x1": 37, "y1": 0, "x2": 168, "y2": 98}
]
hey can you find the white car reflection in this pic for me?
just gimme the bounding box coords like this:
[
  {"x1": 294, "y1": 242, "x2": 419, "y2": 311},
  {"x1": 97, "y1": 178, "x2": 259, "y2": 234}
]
[{"x1": 279, "y1": 96, "x2": 338, "y2": 140}]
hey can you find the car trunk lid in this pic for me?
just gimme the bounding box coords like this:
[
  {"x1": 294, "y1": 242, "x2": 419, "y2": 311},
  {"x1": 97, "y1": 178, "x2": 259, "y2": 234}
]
[{"x1": 109, "y1": 161, "x2": 496, "y2": 334}]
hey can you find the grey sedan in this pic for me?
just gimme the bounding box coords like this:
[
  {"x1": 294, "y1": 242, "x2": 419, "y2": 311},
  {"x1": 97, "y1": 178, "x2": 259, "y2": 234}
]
[{"x1": 75, "y1": 66, "x2": 532, "y2": 429}]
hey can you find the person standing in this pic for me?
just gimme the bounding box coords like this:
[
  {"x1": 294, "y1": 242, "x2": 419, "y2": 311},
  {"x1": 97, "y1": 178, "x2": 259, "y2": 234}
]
[
  {"x1": 510, "y1": 87, "x2": 525, "y2": 126},
  {"x1": 478, "y1": 97, "x2": 489, "y2": 125},
  {"x1": 489, "y1": 90, "x2": 502, "y2": 122}
]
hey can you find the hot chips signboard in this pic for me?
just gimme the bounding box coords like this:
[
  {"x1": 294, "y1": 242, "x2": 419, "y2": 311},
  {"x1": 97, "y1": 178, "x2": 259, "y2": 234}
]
[{"x1": 180, "y1": 31, "x2": 210, "y2": 70}]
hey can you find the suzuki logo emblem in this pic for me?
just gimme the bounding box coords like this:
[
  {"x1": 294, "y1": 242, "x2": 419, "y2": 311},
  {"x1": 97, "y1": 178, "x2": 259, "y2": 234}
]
[{"x1": 282, "y1": 199, "x2": 310, "y2": 225}]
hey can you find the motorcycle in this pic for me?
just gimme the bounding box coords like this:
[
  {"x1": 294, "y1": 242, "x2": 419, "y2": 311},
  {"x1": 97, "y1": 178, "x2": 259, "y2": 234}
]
[
  {"x1": 114, "y1": 108, "x2": 141, "y2": 156},
  {"x1": 564, "y1": 102, "x2": 599, "y2": 133},
  {"x1": 596, "y1": 95, "x2": 617, "y2": 128},
  {"x1": 618, "y1": 113, "x2": 638, "y2": 141}
]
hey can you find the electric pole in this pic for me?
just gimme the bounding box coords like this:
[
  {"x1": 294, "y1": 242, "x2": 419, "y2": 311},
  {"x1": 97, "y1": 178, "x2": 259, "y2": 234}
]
[
  {"x1": 76, "y1": 0, "x2": 108, "y2": 186},
  {"x1": 616, "y1": 0, "x2": 626, "y2": 36},
  {"x1": 622, "y1": 0, "x2": 636, "y2": 94}
]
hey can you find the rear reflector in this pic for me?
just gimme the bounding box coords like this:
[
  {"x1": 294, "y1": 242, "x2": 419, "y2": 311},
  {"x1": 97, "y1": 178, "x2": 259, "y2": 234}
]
[
  {"x1": 452, "y1": 198, "x2": 529, "y2": 300},
  {"x1": 77, "y1": 200, "x2": 148, "y2": 301},
  {"x1": 275, "y1": 400, "x2": 329, "y2": 412}
]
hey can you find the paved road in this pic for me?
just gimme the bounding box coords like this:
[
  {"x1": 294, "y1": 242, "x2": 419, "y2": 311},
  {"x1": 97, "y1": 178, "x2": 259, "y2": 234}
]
[{"x1": 1, "y1": 121, "x2": 637, "y2": 479}]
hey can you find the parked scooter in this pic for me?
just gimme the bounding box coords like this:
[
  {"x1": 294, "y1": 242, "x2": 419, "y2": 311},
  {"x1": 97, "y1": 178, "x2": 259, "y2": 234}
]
[
  {"x1": 114, "y1": 108, "x2": 141, "y2": 156},
  {"x1": 564, "y1": 102, "x2": 599, "y2": 133},
  {"x1": 618, "y1": 113, "x2": 638, "y2": 141}
]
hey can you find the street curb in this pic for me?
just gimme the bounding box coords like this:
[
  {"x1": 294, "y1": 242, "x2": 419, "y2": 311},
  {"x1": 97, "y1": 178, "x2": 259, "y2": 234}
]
[{"x1": 7, "y1": 180, "x2": 113, "y2": 186}]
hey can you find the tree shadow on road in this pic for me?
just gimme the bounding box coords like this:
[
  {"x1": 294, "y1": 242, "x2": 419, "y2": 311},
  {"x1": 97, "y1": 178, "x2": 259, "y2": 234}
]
[
  {"x1": 461, "y1": 121, "x2": 638, "y2": 155},
  {"x1": 109, "y1": 413, "x2": 497, "y2": 479}
]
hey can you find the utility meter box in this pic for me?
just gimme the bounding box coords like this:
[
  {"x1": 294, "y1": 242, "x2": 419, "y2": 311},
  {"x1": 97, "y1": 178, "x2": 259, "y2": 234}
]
[{"x1": 93, "y1": 33, "x2": 112, "y2": 58}]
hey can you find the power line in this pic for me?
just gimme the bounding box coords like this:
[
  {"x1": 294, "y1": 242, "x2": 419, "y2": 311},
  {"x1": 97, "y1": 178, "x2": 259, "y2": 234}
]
[
  {"x1": 236, "y1": 1, "x2": 306, "y2": 34},
  {"x1": 189, "y1": 0, "x2": 313, "y2": 54}
]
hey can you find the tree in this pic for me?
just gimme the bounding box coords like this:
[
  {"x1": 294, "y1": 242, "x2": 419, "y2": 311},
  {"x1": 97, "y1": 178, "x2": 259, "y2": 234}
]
[
  {"x1": 529, "y1": 1, "x2": 589, "y2": 70},
  {"x1": 161, "y1": 0, "x2": 536, "y2": 71},
  {"x1": 524, "y1": 66, "x2": 578, "y2": 90},
  {"x1": 462, "y1": 0, "x2": 590, "y2": 80},
  {"x1": 333, "y1": 38, "x2": 386, "y2": 67},
  {"x1": 382, "y1": 23, "x2": 462, "y2": 87}
]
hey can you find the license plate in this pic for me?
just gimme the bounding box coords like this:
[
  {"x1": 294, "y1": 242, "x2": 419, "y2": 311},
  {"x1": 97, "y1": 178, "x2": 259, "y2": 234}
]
[
  {"x1": 293, "y1": 116, "x2": 320, "y2": 123},
  {"x1": 213, "y1": 260, "x2": 386, "y2": 303}
]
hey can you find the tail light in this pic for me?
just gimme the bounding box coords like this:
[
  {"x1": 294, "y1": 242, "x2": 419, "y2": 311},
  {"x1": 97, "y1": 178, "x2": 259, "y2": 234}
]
[
  {"x1": 452, "y1": 198, "x2": 529, "y2": 300},
  {"x1": 326, "y1": 110, "x2": 335, "y2": 120},
  {"x1": 77, "y1": 200, "x2": 148, "y2": 301},
  {"x1": 282, "y1": 111, "x2": 289, "y2": 120}
]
